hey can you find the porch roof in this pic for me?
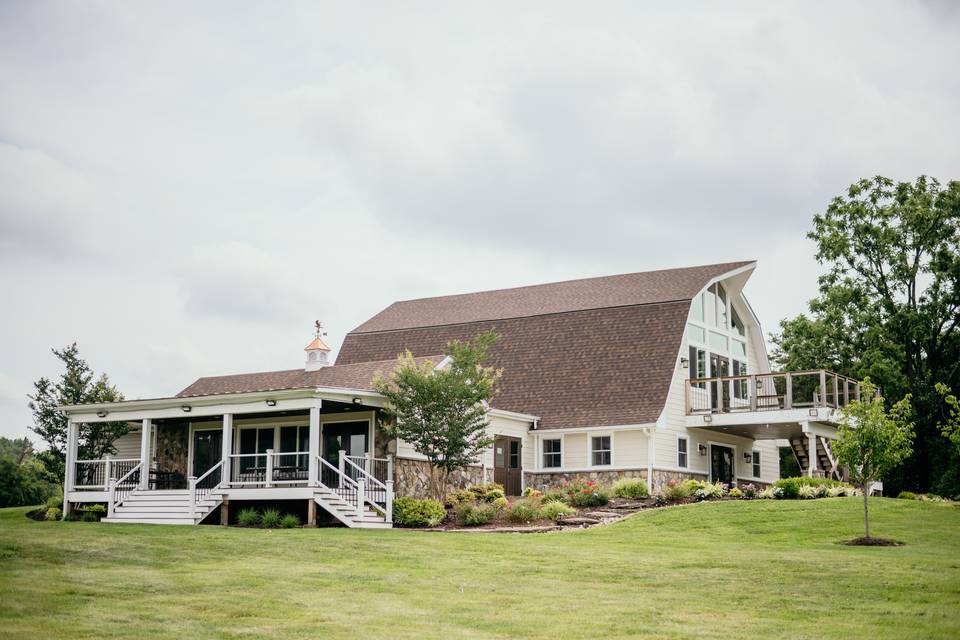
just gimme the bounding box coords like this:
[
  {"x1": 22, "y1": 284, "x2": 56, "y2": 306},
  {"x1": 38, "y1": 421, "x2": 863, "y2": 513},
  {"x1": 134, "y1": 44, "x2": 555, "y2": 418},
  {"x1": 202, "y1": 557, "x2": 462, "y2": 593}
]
[{"x1": 176, "y1": 355, "x2": 442, "y2": 398}]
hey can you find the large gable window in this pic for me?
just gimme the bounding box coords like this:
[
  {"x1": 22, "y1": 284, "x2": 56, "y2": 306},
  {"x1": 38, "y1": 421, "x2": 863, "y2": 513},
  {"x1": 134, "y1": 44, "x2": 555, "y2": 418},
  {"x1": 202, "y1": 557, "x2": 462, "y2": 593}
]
[
  {"x1": 542, "y1": 438, "x2": 561, "y2": 468},
  {"x1": 591, "y1": 436, "x2": 611, "y2": 466}
]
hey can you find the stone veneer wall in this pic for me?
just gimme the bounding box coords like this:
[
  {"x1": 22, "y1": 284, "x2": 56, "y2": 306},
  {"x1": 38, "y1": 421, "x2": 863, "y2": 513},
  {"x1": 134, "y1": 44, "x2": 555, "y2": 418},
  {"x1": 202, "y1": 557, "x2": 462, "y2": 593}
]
[
  {"x1": 650, "y1": 469, "x2": 708, "y2": 493},
  {"x1": 394, "y1": 458, "x2": 485, "y2": 499},
  {"x1": 525, "y1": 468, "x2": 647, "y2": 491},
  {"x1": 155, "y1": 423, "x2": 189, "y2": 477}
]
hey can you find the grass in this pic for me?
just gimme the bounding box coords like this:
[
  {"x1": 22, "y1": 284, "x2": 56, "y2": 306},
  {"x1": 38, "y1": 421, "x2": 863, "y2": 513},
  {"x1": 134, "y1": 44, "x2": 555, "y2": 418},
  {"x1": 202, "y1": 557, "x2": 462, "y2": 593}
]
[{"x1": 1, "y1": 498, "x2": 958, "y2": 639}]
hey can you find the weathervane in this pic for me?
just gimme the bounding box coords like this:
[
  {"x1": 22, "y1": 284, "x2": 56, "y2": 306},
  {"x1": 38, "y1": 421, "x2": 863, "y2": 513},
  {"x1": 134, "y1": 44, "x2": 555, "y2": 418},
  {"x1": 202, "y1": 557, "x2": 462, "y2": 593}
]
[{"x1": 314, "y1": 320, "x2": 327, "y2": 338}]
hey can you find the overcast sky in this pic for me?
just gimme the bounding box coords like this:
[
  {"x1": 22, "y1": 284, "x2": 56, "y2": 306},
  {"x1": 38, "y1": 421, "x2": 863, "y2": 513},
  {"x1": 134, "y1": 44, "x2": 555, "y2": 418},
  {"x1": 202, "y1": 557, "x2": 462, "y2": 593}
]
[{"x1": 1, "y1": 1, "x2": 958, "y2": 440}]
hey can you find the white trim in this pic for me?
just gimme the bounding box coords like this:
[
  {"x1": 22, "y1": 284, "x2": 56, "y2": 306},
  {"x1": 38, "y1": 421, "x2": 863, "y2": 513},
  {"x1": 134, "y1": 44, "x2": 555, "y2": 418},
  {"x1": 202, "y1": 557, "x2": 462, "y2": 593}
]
[
  {"x1": 586, "y1": 431, "x2": 614, "y2": 468},
  {"x1": 653, "y1": 464, "x2": 709, "y2": 475},
  {"x1": 677, "y1": 434, "x2": 689, "y2": 469},
  {"x1": 536, "y1": 423, "x2": 654, "y2": 435},
  {"x1": 540, "y1": 433, "x2": 564, "y2": 470},
  {"x1": 320, "y1": 411, "x2": 376, "y2": 458},
  {"x1": 751, "y1": 448, "x2": 761, "y2": 480},
  {"x1": 707, "y1": 440, "x2": 738, "y2": 485},
  {"x1": 526, "y1": 464, "x2": 647, "y2": 474},
  {"x1": 487, "y1": 407, "x2": 540, "y2": 423}
]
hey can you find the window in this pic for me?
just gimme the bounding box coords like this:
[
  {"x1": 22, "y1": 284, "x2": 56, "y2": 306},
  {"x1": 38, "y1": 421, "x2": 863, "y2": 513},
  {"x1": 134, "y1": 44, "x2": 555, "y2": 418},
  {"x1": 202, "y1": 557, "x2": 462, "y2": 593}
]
[
  {"x1": 752, "y1": 450, "x2": 761, "y2": 478},
  {"x1": 678, "y1": 437, "x2": 688, "y2": 468},
  {"x1": 542, "y1": 438, "x2": 561, "y2": 468},
  {"x1": 690, "y1": 293, "x2": 705, "y2": 322},
  {"x1": 280, "y1": 425, "x2": 309, "y2": 470},
  {"x1": 591, "y1": 436, "x2": 611, "y2": 466},
  {"x1": 716, "y1": 283, "x2": 728, "y2": 328},
  {"x1": 687, "y1": 324, "x2": 706, "y2": 344},
  {"x1": 732, "y1": 339, "x2": 747, "y2": 358},
  {"x1": 690, "y1": 347, "x2": 707, "y2": 389},
  {"x1": 709, "y1": 331, "x2": 729, "y2": 352},
  {"x1": 733, "y1": 360, "x2": 748, "y2": 399},
  {"x1": 731, "y1": 306, "x2": 746, "y2": 336}
]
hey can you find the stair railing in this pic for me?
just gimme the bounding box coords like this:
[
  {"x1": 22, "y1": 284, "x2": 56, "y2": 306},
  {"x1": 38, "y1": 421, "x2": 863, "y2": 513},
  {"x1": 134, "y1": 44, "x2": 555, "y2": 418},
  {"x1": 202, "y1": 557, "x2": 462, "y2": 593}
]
[
  {"x1": 316, "y1": 455, "x2": 358, "y2": 506},
  {"x1": 343, "y1": 455, "x2": 393, "y2": 521},
  {"x1": 107, "y1": 461, "x2": 143, "y2": 517},
  {"x1": 189, "y1": 460, "x2": 223, "y2": 518}
]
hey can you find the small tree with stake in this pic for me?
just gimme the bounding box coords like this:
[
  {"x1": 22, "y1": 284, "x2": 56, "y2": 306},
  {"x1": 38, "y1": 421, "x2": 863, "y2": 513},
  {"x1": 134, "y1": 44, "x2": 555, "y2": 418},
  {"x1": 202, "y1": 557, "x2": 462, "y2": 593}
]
[
  {"x1": 374, "y1": 331, "x2": 501, "y2": 502},
  {"x1": 833, "y1": 379, "x2": 914, "y2": 542}
]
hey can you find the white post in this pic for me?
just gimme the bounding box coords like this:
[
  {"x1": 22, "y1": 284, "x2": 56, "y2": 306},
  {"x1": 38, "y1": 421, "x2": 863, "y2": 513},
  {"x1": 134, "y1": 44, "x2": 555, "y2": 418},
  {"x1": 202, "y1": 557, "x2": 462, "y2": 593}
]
[
  {"x1": 646, "y1": 427, "x2": 656, "y2": 494},
  {"x1": 807, "y1": 432, "x2": 817, "y2": 478},
  {"x1": 357, "y1": 479, "x2": 366, "y2": 519},
  {"x1": 265, "y1": 449, "x2": 274, "y2": 488},
  {"x1": 139, "y1": 418, "x2": 152, "y2": 490},
  {"x1": 104, "y1": 455, "x2": 112, "y2": 490},
  {"x1": 338, "y1": 449, "x2": 346, "y2": 489},
  {"x1": 365, "y1": 451, "x2": 372, "y2": 477},
  {"x1": 385, "y1": 479, "x2": 394, "y2": 523},
  {"x1": 308, "y1": 405, "x2": 320, "y2": 487},
  {"x1": 108, "y1": 477, "x2": 117, "y2": 517},
  {"x1": 188, "y1": 476, "x2": 197, "y2": 517},
  {"x1": 221, "y1": 414, "x2": 233, "y2": 488},
  {"x1": 63, "y1": 419, "x2": 79, "y2": 518},
  {"x1": 387, "y1": 454, "x2": 394, "y2": 484}
]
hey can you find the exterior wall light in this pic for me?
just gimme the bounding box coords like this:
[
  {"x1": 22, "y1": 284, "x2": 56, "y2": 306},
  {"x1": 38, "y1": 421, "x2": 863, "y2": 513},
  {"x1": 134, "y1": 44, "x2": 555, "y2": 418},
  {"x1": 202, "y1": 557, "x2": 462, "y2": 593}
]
[
  {"x1": 698, "y1": 444, "x2": 708, "y2": 456},
  {"x1": 808, "y1": 408, "x2": 818, "y2": 417},
  {"x1": 702, "y1": 414, "x2": 713, "y2": 423},
  {"x1": 352, "y1": 397, "x2": 363, "y2": 405},
  {"x1": 680, "y1": 357, "x2": 689, "y2": 369},
  {"x1": 265, "y1": 399, "x2": 277, "y2": 407},
  {"x1": 743, "y1": 452, "x2": 753, "y2": 462},
  {"x1": 181, "y1": 405, "x2": 192, "y2": 413}
]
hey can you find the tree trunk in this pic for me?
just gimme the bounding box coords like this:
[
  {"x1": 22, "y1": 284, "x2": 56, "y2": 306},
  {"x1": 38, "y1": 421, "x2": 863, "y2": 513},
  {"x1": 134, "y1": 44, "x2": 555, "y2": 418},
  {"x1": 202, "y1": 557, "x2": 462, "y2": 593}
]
[{"x1": 862, "y1": 481, "x2": 870, "y2": 539}]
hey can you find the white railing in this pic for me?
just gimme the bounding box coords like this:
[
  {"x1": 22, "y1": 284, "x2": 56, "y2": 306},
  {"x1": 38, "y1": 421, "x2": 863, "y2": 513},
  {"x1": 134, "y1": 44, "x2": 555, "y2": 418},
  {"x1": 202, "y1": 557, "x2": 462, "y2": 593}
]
[
  {"x1": 74, "y1": 457, "x2": 140, "y2": 490},
  {"x1": 107, "y1": 461, "x2": 143, "y2": 517},
  {"x1": 226, "y1": 450, "x2": 310, "y2": 487},
  {"x1": 189, "y1": 459, "x2": 223, "y2": 518},
  {"x1": 342, "y1": 452, "x2": 394, "y2": 521}
]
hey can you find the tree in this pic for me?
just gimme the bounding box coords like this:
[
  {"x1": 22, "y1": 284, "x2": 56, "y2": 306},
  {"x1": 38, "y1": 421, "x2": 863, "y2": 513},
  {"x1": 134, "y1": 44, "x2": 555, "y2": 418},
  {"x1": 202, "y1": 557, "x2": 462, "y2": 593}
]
[
  {"x1": 0, "y1": 436, "x2": 59, "y2": 507},
  {"x1": 935, "y1": 383, "x2": 960, "y2": 458},
  {"x1": 0, "y1": 437, "x2": 34, "y2": 465},
  {"x1": 833, "y1": 379, "x2": 914, "y2": 540},
  {"x1": 27, "y1": 343, "x2": 128, "y2": 480},
  {"x1": 374, "y1": 331, "x2": 502, "y2": 501},
  {"x1": 772, "y1": 176, "x2": 960, "y2": 494}
]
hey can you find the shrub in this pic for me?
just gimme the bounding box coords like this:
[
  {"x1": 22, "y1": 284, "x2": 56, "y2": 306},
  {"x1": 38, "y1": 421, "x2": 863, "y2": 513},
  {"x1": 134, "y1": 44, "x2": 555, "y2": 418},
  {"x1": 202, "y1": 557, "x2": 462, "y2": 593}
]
[
  {"x1": 522, "y1": 487, "x2": 544, "y2": 499},
  {"x1": 45, "y1": 507, "x2": 62, "y2": 521},
  {"x1": 456, "y1": 501, "x2": 496, "y2": 526},
  {"x1": 84, "y1": 504, "x2": 106, "y2": 514},
  {"x1": 773, "y1": 477, "x2": 845, "y2": 499},
  {"x1": 896, "y1": 491, "x2": 918, "y2": 500},
  {"x1": 46, "y1": 494, "x2": 63, "y2": 510},
  {"x1": 445, "y1": 488, "x2": 476, "y2": 508},
  {"x1": 540, "y1": 501, "x2": 576, "y2": 522},
  {"x1": 237, "y1": 508, "x2": 261, "y2": 527},
  {"x1": 491, "y1": 496, "x2": 508, "y2": 509},
  {"x1": 506, "y1": 498, "x2": 542, "y2": 523},
  {"x1": 260, "y1": 509, "x2": 282, "y2": 528},
  {"x1": 81, "y1": 511, "x2": 99, "y2": 522},
  {"x1": 613, "y1": 479, "x2": 649, "y2": 499},
  {"x1": 661, "y1": 479, "x2": 692, "y2": 502},
  {"x1": 564, "y1": 481, "x2": 609, "y2": 507},
  {"x1": 740, "y1": 483, "x2": 757, "y2": 498},
  {"x1": 280, "y1": 513, "x2": 301, "y2": 528},
  {"x1": 758, "y1": 486, "x2": 778, "y2": 499},
  {"x1": 728, "y1": 487, "x2": 743, "y2": 498},
  {"x1": 542, "y1": 488, "x2": 569, "y2": 504},
  {"x1": 827, "y1": 486, "x2": 847, "y2": 498},
  {"x1": 798, "y1": 485, "x2": 818, "y2": 499},
  {"x1": 79, "y1": 504, "x2": 106, "y2": 521},
  {"x1": 392, "y1": 497, "x2": 446, "y2": 527},
  {"x1": 468, "y1": 483, "x2": 506, "y2": 503}
]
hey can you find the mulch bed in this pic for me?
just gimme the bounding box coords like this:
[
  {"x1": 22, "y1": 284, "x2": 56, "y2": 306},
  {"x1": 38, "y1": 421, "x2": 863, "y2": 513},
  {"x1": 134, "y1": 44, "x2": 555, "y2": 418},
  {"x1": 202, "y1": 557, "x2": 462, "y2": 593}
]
[
  {"x1": 25, "y1": 509, "x2": 47, "y2": 522},
  {"x1": 841, "y1": 537, "x2": 905, "y2": 547}
]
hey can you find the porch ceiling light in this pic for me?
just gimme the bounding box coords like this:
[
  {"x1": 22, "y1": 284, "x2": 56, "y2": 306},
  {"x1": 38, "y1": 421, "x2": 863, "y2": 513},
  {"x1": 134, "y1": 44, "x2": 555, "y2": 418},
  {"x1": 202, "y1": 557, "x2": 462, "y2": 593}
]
[
  {"x1": 181, "y1": 405, "x2": 192, "y2": 413},
  {"x1": 702, "y1": 414, "x2": 713, "y2": 423},
  {"x1": 265, "y1": 399, "x2": 277, "y2": 407},
  {"x1": 96, "y1": 410, "x2": 108, "y2": 418},
  {"x1": 352, "y1": 397, "x2": 362, "y2": 405}
]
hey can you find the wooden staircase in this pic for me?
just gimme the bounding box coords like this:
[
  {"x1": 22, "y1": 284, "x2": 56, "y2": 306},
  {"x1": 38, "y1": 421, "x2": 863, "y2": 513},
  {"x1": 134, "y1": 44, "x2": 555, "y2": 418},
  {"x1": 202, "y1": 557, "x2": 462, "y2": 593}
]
[
  {"x1": 314, "y1": 487, "x2": 391, "y2": 529},
  {"x1": 101, "y1": 489, "x2": 222, "y2": 525},
  {"x1": 788, "y1": 437, "x2": 841, "y2": 480}
]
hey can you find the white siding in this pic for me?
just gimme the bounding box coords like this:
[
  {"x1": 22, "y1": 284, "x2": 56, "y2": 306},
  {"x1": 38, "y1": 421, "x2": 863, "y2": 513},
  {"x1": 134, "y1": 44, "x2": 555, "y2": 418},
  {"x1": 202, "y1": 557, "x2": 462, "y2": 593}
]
[
  {"x1": 112, "y1": 428, "x2": 142, "y2": 459},
  {"x1": 563, "y1": 433, "x2": 588, "y2": 469},
  {"x1": 396, "y1": 412, "x2": 535, "y2": 471}
]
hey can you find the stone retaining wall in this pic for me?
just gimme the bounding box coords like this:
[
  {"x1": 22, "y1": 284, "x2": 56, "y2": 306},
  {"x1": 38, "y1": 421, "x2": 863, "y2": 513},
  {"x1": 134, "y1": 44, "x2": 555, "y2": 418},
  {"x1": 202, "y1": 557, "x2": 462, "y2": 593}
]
[
  {"x1": 394, "y1": 458, "x2": 486, "y2": 499},
  {"x1": 524, "y1": 469, "x2": 647, "y2": 491}
]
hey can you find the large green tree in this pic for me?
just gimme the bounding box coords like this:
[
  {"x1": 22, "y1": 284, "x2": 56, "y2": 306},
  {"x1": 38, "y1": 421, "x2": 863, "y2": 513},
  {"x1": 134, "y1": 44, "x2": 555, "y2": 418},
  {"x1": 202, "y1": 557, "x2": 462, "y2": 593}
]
[
  {"x1": 374, "y1": 331, "x2": 502, "y2": 501},
  {"x1": 28, "y1": 343, "x2": 129, "y2": 480},
  {"x1": 772, "y1": 176, "x2": 960, "y2": 495}
]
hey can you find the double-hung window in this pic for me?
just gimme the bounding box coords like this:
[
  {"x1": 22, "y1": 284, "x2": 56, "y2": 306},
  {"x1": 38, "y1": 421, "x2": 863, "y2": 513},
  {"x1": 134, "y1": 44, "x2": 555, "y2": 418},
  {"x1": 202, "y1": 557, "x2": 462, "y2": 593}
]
[
  {"x1": 678, "y1": 437, "x2": 688, "y2": 468},
  {"x1": 542, "y1": 438, "x2": 561, "y2": 468},
  {"x1": 752, "y1": 450, "x2": 761, "y2": 478},
  {"x1": 591, "y1": 436, "x2": 611, "y2": 466}
]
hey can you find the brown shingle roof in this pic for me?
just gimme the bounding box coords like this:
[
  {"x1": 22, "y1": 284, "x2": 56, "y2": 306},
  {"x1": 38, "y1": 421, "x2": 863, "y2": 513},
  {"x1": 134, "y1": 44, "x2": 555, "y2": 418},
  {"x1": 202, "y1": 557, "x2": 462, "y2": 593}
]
[
  {"x1": 338, "y1": 262, "x2": 754, "y2": 429},
  {"x1": 176, "y1": 356, "x2": 441, "y2": 398},
  {"x1": 351, "y1": 262, "x2": 754, "y2": 334}
]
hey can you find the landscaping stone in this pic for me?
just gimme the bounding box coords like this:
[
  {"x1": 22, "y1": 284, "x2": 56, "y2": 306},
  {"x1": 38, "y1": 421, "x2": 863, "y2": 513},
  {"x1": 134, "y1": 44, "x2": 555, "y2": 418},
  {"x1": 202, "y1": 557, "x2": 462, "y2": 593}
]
[{"x1": 558, "y1": 516, "x2": 600, "y2": 525}]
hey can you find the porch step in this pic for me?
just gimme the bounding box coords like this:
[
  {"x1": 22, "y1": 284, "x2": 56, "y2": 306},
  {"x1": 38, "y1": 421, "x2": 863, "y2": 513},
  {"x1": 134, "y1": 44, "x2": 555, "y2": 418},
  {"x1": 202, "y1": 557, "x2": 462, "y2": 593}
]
[
  {"x1": 101, "y1": 517, "x2": 197, "y2": 525},
  {"x1": 313, "y1": 487, "x2": 391, "y2": 529}
]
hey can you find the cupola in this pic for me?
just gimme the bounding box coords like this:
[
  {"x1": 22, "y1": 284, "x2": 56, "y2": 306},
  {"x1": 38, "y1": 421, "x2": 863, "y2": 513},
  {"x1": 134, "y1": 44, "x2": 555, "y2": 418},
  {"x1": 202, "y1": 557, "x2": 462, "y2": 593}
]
[{"x1": 304, "y1": 320, "x2": 332, "y2": 371}]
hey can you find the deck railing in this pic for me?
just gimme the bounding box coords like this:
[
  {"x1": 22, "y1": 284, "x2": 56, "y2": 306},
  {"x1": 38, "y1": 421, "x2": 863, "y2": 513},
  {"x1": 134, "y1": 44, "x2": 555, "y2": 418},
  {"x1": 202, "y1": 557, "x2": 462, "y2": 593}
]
[
  {"x1": 107, "y1": 460, "x2": 143, "y2": 517},
  {"x1": 686, "y1": 369, "x2": 862, "y2": 415},
  {"x1": 74, "y1": 457, "x2": 140, "y2": 490}
]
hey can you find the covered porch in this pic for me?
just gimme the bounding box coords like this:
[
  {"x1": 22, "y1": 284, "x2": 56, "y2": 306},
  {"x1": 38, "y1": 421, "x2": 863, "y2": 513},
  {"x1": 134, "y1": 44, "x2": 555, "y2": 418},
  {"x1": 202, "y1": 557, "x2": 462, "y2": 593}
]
[{"x1": 61, "y1": 386, "x2": 396, "y2": 527}]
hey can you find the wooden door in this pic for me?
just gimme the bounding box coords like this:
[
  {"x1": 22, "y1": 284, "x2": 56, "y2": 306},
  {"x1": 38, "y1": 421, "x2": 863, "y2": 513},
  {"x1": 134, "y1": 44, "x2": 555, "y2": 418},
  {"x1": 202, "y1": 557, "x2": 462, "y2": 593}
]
[{"x1": 493, "y1": 436, "x2": 523, "y2": 496}]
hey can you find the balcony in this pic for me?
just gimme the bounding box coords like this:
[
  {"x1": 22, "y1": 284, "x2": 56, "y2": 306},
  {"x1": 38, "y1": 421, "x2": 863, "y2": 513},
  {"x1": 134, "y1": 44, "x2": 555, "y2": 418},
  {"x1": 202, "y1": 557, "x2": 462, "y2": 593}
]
[{"x1": 686, "y1": 369, "x2": 862, "y2": 416}]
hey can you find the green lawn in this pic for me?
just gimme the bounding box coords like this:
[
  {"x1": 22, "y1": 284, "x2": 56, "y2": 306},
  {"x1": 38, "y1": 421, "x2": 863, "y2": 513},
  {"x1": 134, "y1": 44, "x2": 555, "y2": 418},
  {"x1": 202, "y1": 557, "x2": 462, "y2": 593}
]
[{"x1": 1, "y1": 499, "x2": 958, "y2": 639}]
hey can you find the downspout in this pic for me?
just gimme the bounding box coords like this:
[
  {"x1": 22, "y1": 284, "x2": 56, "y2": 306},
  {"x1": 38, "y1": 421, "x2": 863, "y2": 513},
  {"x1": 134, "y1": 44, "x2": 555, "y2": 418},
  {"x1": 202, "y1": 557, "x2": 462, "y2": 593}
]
[{"x1": 646, "y1": 426, "x2": 656, "y2": 494}]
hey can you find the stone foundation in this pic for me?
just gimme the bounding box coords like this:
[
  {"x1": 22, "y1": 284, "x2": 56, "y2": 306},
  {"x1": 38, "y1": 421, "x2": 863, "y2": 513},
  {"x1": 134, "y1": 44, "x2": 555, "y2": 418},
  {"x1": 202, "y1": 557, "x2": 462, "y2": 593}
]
[
  {"x1": 525, "y1": 469, "x2": 648, "y2": 491},
  {"x1": 650, "y1": 469, "x2": 708, "y2": 493},
  {"x1": 394, "y1": 458, "x2": 485, "y2": 499},
  {"x1": 155, "y1": 423, "x2": 188, "y2": 476}
]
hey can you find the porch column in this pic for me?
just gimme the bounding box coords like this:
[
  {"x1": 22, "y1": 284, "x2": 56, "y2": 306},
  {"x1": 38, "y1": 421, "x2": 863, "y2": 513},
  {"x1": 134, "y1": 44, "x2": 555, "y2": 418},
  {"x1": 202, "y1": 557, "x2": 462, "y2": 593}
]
[
  {"x1": 221, "y1": 414, "x2": 233, "y2": 487},
  {"x1": 139, "y1": 418, "x2": 152, "y2": 490},
  {"x1": 63, "y1": 418, "x2": 79, "y2": 517},
  {"x1": 807, "y1": 432, "x2": 817, "y2": 478},
  {"x1": 646, "y1": 427, "x2": 656, "y2": 494},
  {"x1": 308, "y1": 402, "x2": 321, "y2": 487}
]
